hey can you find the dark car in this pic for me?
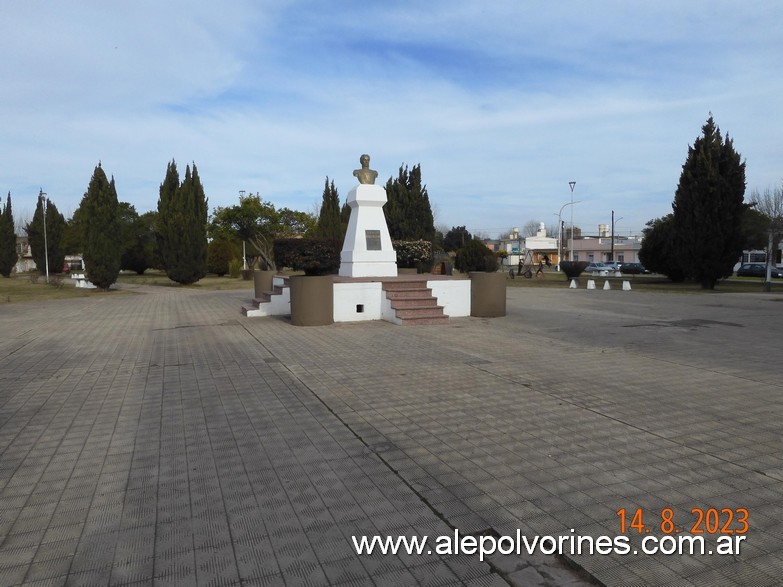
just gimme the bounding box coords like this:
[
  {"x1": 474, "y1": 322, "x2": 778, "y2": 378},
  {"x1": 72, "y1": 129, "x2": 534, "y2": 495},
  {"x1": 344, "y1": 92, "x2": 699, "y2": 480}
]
[
  {"x1": 620, "y1": 262, "x2": 649, "y2": 274},
  {"x1": 735, "y1": 263, "x2": 783, "y2": 278}
]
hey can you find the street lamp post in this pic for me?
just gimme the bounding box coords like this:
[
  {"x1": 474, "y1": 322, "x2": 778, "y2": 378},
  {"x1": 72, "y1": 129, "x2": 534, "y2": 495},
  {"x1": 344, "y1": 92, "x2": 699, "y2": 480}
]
[
  {"x1": 610, "y1": 210, "x2": 623, "y2": 262},
  {"x1": 568, "y1": 181, "x2": 576, "y2": 261},
  {"x1": 556, "y1": 199, "x2": 581, "y2": 270},
  {"x1": 39, "y1": 189, "x2": 49, "y2": 284},
  {"x1": 239, "y1": 189, "x2": 247, "y2": 270}
]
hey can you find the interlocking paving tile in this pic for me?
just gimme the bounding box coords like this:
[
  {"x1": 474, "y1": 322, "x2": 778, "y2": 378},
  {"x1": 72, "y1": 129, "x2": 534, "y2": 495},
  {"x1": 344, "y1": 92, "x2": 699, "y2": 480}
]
[{"x1": 3, "y1": 286, "x2": 783, "y2": 585}]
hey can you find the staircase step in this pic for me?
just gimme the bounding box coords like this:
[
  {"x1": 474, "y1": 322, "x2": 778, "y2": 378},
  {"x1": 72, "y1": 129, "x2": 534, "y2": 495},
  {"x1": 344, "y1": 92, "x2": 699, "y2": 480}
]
[
  {"x1": 385, "y1": 288, "x2": 432, "y2": 299},
  {"x1": 394, "y1": 306, "x2": 445, "y2": 319},
  {"x1": 389, "y1": 297, "x2": 438, "y2": 309}
]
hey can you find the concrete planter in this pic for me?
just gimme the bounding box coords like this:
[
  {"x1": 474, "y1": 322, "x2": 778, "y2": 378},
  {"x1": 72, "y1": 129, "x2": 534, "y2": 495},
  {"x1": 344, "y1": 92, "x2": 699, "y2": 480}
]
[
  {"x1": 289, "y1": 275, "x2": 334, "y2": 326},
  {"x1": 469, "y1": 271, "x2": 506, "y2": 317},
  {"x1": 253, "y1": 270, "x2": 275, "y2": 298}
]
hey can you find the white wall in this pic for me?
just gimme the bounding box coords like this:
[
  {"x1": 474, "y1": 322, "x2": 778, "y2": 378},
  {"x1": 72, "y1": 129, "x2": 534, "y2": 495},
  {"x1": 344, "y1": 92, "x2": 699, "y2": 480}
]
[
  {"x1": 428, "y1": 279, "x2": 470, "y2": 317},
  {"x1": 333, "y1": 282, "x2": 384, "y2": 322}
]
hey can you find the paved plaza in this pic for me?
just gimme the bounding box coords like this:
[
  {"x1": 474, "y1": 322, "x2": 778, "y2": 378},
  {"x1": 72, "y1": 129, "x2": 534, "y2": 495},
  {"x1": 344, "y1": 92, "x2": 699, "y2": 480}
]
[{"x1": 1, "y1": 281, "x2": 782, "y2": 586}]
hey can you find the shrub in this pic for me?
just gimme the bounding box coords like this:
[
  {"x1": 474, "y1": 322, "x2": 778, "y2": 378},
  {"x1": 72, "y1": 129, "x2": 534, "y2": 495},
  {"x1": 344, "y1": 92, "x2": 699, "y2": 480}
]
[
  {"x1": 455, "y1": 239, "x2": 498, "y2": 273},
  {"x1": 208, "y1": 239, "x2": 233, "y2": 276},
  {"x1": 273, "y1": 238, "x2": 341, "y2": 276},
  {"x1": 228, "y1": 258, "x2": 242, "y2": 278},
  {"x1": 393, "y1": 240, "x2": 433, "y2": 270}
]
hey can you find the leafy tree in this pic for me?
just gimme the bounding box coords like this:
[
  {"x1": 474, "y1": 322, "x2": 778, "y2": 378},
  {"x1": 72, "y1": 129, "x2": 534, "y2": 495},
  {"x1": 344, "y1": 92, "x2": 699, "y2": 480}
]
[
  {"x1": 315, "y1": 177, "x2": 342, "y2": 240},
  {"x1": 62, "y1": 202, "x2": 88, "y2": 255},
  {"x1": 639, "y1": 215, "x2": 685, "y2": 282},
  {"x1": 140, "y1": 211, "x2": 163, "y2": 269},
  {"x1": 749, "y1": 184, "x2": 783, "y2": 252},
  {"x1": 0, "y1": 193, "x2": 16, "y2": 277},
  {"x1": 120, "y1": 204, "x2": 157, "y2": 275},
  {"x1": 25, "y1": 194, "x2": 66, "y2": 276},
  {"x1": 455, "y1": 238, "x2": 498, "y2": 273},
  {"x1": 157, "y1": 161, "x2": 209, "y2": 285},
  {"x1": 384, "y1": 164, "x2": 435, "y2": 241},
  {"x1": 672, "y1": 116, "x2": 746, "y2": 289},
  {"x1": 741, "y1": 205, "x2": 771, "y2": 251},
  {"x1": 748, "y1": 183, "x2": 783, "y2": 290},
  {"x1": 82, "y1": 163, "x2": 122, "y2": 290},
  {"x1": 209, "y1": 193, "x2": 315, "y2": 270},
  {"x1": 443, "y1": 226, "x2": 472, "y2": 252}
]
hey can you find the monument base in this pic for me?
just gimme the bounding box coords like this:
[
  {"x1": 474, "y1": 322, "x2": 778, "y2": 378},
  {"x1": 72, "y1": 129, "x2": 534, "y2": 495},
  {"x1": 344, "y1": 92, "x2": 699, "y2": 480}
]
[
  {"x1": 339, "y1": 261, "x2": 398, "y2": 278},
  {"x1": 339, "y1": 183, "x2": 398, "y2": 278}
]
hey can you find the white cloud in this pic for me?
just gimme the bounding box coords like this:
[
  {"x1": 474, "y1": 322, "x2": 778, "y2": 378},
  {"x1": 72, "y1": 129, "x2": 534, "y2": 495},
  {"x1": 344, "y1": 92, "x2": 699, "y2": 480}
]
[{"x1": 1, "y1": 0, "x2": 782, "y2": 237}]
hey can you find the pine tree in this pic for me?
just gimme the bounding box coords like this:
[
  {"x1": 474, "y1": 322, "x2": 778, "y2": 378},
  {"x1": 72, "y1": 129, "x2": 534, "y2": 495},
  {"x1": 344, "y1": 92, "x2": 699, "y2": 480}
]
[
  {"x1": 672, "y1": 116, "x2": 746, "y2": 289},
  {"x1": 384, "y1": 164, "x2": 435, "y2": 241},
  {"x1": 82, "y1": 163, "x2": 122, "y2": 290},
  {"x1": 156, "y1": 160, "x2": 208, "y2": 285},
  {"x1": 0, "y1": 192, "x2": 16, "y2": 277},
  {"x1": 25, "y1": 195, "x2": 66, "y2": 276},
  {"x1": 315, "y1": 177, "x2": 342, "y2": 240}
]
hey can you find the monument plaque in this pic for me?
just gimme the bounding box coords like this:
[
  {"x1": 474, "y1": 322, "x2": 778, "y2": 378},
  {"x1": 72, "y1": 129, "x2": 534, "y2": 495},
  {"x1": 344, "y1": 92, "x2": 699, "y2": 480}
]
[{"x1": 365, "y1": 230, "x2": 382, "y2": 251}]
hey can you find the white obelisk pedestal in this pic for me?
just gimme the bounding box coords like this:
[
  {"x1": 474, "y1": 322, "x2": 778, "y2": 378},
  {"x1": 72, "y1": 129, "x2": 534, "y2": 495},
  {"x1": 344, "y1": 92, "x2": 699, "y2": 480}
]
[{"x1": 339, "y1": 184, "x2": 398, "y2": 277}]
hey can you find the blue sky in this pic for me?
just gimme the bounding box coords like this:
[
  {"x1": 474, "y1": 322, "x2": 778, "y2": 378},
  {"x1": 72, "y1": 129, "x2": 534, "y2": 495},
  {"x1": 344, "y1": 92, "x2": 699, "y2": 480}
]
[{"x1": 2, "y1": 1, "x2": 782, "y2": 238}]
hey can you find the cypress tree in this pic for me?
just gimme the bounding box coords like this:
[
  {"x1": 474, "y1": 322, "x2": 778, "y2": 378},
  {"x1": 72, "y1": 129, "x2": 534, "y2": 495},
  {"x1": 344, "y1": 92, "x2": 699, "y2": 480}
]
[
  {"x1": 156, "y1": 160, "x2": 208, "y2": 285},
  {"x1": 672, "y1": 116, "x2": 746, "y2": 289},
  {"x1": 26, "y1": 195, "x2": 66, "y2": 276},
  {"x1": 0, "y1": 192, "x2": 16, "y2": 277},
  {"x1": 316, "y1": 177, "x2": 342, "y2": 240},
  {"x1": 384, "y1": 164, "x2": 435, "y2": 241},
  {"x1": 82, "y1": 163, "x2": 122, "y2": 290},
  {"x1": 157, "y1": 160, "x2": 179, "y2": 275}
]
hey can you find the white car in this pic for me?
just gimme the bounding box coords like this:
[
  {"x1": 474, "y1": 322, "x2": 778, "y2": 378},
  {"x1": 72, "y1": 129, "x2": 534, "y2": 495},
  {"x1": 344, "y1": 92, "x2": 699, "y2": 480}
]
[
  {"x1": 603, "y1": 262, "x2": 623, "y2": 272},
  {"x1": 584, "y1": 262, "x2": 613, "y2": 274}
]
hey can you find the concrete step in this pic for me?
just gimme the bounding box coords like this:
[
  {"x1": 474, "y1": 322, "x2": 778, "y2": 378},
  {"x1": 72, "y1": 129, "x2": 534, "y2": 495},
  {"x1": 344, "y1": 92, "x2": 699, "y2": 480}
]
[
  {"x1": 255, "y1": 284, "x2": 287, "y2": 304},
  {"x1": 389, "y1": 297, "x2": 439, "y2": 309},
  {"x1": 385, "y1": 288, "x2": 432, "y2": 299},
  {"x1": 394, "y1": 305, "x2": 446, "y2": 319}
]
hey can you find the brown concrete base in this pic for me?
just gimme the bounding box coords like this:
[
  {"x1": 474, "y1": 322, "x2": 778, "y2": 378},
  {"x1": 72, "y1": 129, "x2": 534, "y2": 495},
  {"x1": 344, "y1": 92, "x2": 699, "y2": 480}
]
[
  {"x1": 289, "y1": 275, "x2": 334, "y2": 326},
  {"x1": 469, "y1": 271, "x2": 507, "y2": 317}
]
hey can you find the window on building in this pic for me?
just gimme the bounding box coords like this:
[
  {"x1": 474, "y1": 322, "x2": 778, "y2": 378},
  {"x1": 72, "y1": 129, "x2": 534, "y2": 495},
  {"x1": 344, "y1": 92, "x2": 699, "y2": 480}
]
[
  {"x1": 588, "y1": 254, "x2": 594, "y2": 262},
  {"x1": 618, "y1": 254, "x2": 625, "y2": 262}
]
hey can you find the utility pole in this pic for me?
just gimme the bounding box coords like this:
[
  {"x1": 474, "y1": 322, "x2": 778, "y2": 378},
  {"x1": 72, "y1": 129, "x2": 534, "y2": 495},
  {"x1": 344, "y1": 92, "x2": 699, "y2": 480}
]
[
  {"x1": 39, "y1": 189, "x2": 49, "y2": 283},
  {"x1": 568, "y1": 181, "x2": 576, "y2": 261}
]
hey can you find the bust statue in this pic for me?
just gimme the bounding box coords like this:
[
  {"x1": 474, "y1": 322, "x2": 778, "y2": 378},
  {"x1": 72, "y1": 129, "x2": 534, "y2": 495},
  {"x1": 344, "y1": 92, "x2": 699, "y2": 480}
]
[{"x1": 353, "y1": 154, "x2": 378, "y2": 185}]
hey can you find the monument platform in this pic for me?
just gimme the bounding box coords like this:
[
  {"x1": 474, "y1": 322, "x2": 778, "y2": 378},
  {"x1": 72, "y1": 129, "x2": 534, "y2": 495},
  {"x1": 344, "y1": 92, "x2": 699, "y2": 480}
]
[{"x1": 243, "y1": 273, "x2": 470, "y2": 325}]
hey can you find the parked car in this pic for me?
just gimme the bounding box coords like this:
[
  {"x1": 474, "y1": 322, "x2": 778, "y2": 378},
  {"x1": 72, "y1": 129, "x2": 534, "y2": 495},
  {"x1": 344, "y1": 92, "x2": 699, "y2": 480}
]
[
  {"x1": 583, "y1": 262, "x2": 613, "y2": 273},
  {"x1": 603, "y1": 262, "x2": 623, "y2": 272},
  {"x1": 735, "y1": 263, "x2": 783, "y2": 278},
  {"x1": 620, "y1": 262, "x2": 649, "y2": 274}
]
